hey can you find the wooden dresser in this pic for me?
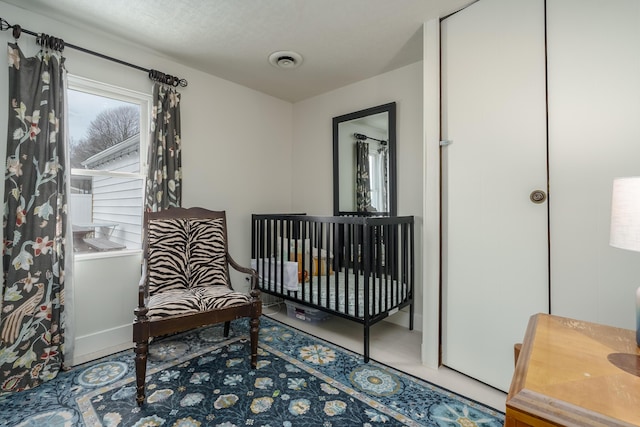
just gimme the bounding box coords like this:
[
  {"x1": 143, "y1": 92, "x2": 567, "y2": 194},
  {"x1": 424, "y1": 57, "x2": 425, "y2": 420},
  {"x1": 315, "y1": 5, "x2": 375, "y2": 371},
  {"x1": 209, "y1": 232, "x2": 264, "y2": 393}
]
[{"x1": 505, "y1": 313, "x2": 640, "y2": 427}]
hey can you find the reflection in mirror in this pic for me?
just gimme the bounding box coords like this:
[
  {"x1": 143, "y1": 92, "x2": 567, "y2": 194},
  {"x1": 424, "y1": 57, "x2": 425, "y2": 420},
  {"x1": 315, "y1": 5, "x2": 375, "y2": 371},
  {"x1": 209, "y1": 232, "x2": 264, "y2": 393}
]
[{"x1": 333, "y1": 102, "x2": 396, "y2": 216}]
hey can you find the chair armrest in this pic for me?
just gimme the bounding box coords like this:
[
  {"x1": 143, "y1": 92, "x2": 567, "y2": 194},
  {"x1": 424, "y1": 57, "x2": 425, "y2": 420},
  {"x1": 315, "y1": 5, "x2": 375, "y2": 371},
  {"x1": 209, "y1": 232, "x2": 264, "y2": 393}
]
[{"x1": 227, "y1": 252, "x2": 259, "y2": 291}]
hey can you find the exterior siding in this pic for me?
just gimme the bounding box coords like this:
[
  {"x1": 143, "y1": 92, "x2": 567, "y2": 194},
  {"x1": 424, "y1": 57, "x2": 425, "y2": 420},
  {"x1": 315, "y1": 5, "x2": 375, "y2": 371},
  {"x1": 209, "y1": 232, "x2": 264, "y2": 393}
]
[{"x1": 72, "y1": 134, "x2": 144, "y2": 250}]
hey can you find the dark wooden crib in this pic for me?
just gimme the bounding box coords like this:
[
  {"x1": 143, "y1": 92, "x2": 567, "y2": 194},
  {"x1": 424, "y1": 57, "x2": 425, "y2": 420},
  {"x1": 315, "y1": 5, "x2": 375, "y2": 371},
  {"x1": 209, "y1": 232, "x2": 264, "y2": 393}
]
[{"x1": 251, "y1": 213, "x2": 414, "y2": 361}]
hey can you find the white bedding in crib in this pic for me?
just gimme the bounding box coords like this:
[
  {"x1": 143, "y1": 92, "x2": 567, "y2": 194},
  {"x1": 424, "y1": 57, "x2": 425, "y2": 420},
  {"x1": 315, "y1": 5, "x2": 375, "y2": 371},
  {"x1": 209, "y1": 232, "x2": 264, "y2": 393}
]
[{"x1": 251, "y1": 258, "x2": 298, "y2": 291}]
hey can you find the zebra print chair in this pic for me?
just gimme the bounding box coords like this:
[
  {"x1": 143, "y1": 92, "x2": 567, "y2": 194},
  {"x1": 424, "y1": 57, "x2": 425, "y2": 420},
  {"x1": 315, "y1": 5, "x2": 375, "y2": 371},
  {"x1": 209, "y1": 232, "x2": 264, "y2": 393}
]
[{"x1": 133, "y1": 207, "x2": 261, "y2": 406}]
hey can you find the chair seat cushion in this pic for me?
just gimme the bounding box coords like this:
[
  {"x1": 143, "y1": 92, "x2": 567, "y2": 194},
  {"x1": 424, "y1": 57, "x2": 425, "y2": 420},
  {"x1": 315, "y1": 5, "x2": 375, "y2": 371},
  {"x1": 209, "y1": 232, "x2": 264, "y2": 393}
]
[
  {"x1": 147, "y1": 286, "x2": 251, "y2": 319},
  {"x1": 193, "y1": 286, "x2": 252, "y2": 310}
]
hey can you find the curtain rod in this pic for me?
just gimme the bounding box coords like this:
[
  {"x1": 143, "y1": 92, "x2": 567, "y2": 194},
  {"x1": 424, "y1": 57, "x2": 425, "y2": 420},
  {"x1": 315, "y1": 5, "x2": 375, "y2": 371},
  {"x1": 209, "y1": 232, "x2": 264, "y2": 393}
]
[
  {"x1": 0, "y1": 17, "x2": 187, "y2": 88},
  {"x1": 353, "y1": 133, "x2": 387, "y2": 145}
]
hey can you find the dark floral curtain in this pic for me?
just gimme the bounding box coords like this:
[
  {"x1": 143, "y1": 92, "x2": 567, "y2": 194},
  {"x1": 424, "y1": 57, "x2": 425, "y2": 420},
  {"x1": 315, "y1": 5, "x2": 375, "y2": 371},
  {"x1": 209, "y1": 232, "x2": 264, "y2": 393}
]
[
  {"x1": 145, "y1": 83, "x2": 182, "y2": 212},
  {"x1": 1, "y1": 43, "x2": 69, "y2": 391},
  {"x1": 355, "y1": 140, "x2": 371, "y2": 212}
]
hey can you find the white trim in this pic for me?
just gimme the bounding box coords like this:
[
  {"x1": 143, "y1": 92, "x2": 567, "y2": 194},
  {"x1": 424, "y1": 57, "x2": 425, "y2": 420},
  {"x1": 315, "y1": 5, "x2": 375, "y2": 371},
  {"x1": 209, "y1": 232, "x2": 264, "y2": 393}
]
[
  {"x1": 384, "y1": 309, "x2": 422, "y2": 332},
  {"x1": 422, "y1": 19, "x2": 441, "y2": 369},
  {"x1": 70, "y1": 168, "x2": 142, "y2": 179},
  {"x1": 67, "y1": 74, "x2": 152, "y2": 106},
  {"x1": 72, "y1": 323, "x2": 133, "y2": 366},
  {"x1": 73, "y1": 248, "x2": 142, "y2": 261}
]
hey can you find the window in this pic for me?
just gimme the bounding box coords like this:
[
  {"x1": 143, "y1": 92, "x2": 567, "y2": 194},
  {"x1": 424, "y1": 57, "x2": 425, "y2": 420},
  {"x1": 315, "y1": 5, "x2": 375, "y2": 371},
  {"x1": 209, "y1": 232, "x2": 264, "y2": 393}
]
[
  {"x1": 67, "y1": 75, "x2": 150, "y2": 254},
  {"x1": 368, "y1": 149, "x2": 387, "y2": 212}
]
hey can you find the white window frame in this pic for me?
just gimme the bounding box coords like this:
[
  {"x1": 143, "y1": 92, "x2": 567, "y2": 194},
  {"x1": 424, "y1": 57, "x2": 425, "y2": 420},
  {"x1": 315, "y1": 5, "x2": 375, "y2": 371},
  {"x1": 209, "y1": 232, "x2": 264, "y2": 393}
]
[{"x1": 67, "y1": 75, "x2": 151, "y2": 259}]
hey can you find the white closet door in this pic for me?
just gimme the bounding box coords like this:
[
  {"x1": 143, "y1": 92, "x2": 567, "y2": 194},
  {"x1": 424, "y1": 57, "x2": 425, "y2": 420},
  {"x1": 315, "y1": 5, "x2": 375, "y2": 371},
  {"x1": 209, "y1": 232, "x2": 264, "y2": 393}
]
[
  {"x1": 547, "y1": 0, "x2": 640, "y2": 329},
  {"x1": 441, "y1": 0, "x2": 549, "y2": 391}
]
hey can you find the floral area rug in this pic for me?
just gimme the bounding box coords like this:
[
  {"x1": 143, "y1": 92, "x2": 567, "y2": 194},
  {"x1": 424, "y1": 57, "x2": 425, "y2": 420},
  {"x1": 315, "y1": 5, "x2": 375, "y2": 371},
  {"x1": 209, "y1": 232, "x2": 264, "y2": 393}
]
[{"x1": 0, "y1": 316, "x2": 504, "y2": 426}]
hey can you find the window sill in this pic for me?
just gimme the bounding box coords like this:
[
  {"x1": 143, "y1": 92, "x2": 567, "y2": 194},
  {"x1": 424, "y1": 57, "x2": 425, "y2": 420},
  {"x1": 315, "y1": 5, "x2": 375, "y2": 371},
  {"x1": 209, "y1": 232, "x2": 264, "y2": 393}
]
[{"x1": 73, "y1": 248, "x2": 142, "y2": 262}]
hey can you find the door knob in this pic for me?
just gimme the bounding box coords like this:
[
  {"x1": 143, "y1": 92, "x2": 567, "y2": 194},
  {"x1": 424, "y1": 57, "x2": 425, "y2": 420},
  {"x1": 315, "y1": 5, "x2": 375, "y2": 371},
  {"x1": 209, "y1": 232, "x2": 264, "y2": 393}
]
[{"x1": 530, "y1": 190, "x2": 547, "y2": 204}]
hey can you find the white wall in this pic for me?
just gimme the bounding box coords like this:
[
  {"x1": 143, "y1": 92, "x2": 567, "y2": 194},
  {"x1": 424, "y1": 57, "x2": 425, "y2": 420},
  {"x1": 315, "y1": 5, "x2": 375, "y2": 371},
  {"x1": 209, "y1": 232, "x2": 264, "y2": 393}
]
[
  {"x1": 72, "y1": 252, "x2": 142, "y2": 365},
  {"x1": 0, "y1": 2, "x2": 294, "y2": 363},
  {"x1": 292, "y1": 62, "x2": 424, "y2": 330}
]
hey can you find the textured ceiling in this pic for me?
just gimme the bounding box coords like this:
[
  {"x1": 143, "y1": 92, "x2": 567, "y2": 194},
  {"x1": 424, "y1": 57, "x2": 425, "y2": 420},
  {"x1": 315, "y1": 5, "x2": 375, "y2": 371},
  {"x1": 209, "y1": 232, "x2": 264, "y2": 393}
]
[{"x1": 1, "y1": 0, "x2": 473, "y2": 102}]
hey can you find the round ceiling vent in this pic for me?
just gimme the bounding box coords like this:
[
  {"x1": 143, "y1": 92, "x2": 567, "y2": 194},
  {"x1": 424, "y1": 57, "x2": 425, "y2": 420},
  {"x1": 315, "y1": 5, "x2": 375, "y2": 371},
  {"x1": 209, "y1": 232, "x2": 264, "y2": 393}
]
[{"x1": 269, "y1": 51, "x2": 303, "y2": 69}]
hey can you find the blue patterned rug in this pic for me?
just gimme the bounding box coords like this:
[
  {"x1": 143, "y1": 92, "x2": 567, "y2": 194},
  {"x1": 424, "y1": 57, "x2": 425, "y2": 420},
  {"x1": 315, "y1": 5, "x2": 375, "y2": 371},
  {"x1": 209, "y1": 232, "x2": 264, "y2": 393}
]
[{"x1": 0, "y1": 316, "x2": 504, "y2": 426}]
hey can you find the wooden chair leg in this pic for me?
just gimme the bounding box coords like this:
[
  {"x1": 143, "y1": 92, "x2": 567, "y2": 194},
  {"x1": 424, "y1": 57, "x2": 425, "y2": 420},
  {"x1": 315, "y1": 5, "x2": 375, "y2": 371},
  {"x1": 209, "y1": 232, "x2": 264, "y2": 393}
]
[
  {"x1": 250, "y1": 316, "x2": 259, "y2": 368},
  {"x1": 135, "y1": 339, "x2": 148, "y2": 406},
  {"x1": 223, "y1": 321, "x2": 231, "y2": 337}
]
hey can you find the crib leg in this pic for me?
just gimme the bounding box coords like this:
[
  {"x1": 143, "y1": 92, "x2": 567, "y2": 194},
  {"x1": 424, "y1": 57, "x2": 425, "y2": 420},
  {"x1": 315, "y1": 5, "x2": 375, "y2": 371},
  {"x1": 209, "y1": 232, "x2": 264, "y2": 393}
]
[
  {"x1": 409, "y1": 302, "x2": 414, "y2": 331},
  {"x1": 364, "y1": 325, "x2": 370, "y2": 362}
]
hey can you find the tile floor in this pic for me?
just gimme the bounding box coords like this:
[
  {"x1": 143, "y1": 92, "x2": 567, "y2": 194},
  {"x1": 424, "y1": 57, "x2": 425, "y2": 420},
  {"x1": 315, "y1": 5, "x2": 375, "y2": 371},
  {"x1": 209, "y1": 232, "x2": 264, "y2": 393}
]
[{"x1": 263, "y1": 301, "x2": 508, "y2": 412}]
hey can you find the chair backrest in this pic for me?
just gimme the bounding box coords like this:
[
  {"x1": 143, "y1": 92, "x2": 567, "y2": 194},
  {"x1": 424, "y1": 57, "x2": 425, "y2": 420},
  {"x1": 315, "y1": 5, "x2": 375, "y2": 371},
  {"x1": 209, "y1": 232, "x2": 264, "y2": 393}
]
[{"x1": 145, "y1": 208, "x2": 230, "y2": 295}]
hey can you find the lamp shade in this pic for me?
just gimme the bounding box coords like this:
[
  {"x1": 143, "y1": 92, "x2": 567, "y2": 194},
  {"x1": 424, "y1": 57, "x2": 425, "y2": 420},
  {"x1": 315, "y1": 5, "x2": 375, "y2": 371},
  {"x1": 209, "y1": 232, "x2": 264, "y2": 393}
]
[{"x1": 610, "y1": 177, "x2": 640, "y2": 252}]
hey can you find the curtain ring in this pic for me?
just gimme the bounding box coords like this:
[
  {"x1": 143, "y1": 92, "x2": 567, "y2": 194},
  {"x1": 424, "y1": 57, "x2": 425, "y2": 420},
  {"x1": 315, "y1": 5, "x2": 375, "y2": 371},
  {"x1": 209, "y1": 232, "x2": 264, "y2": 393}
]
[
  {"x1": 148, "y1": 69, "x2": 186, "y2": 87},
  {"x1": 39, "y1": 34, "x2": 62, "y2": 51},
  {"x1": 12, "y1": 25, "x2": 21, "y2": 40},
  {"x1": 149, "y1": 69, "x2": 163, "y2": 83}
]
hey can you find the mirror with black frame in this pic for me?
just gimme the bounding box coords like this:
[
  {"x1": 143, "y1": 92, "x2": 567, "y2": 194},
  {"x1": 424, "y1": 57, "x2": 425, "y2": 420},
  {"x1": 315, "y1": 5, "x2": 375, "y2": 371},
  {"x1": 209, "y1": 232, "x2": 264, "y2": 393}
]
[{"x1": 332, "y1": 102, "x2": 396, "y2": 216}]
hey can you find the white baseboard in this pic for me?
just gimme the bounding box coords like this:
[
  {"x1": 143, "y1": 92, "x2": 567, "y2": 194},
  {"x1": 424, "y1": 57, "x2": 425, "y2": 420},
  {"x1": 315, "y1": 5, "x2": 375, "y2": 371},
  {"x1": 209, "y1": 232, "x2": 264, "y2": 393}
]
[
  {"x1": 72, "y1": 323, "x2": 133, "y2": 366},
  {"x1": 384, "y1": 307, "x2": 422, "y2": 332},
  {"x1": 69, "y1": 310, "x2": 420, "y2": 367}
]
